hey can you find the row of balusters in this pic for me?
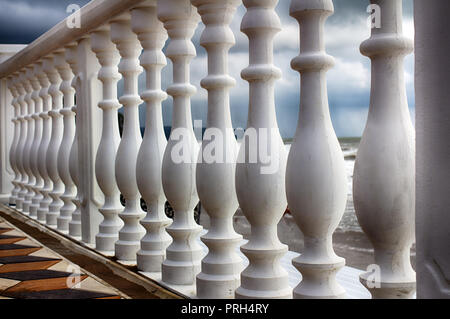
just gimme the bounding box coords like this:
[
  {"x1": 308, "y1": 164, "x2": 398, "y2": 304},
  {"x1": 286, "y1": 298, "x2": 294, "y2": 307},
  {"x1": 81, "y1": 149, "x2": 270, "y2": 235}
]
[{"x1": 5, "y1": 0, "x2": 415, "y2": 299}]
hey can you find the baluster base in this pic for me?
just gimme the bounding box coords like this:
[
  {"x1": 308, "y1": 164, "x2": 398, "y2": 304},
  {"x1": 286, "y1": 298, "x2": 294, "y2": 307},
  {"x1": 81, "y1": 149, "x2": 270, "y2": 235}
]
[
  {"x1": 96, "y1": 207, "x2": 123, "y2": 253},
  {"x1": 292, "y1": 257, "x2": 346, "y2": 299},
  {"x1": 162, "y1": 223, "x2": 203, "y2": 285},
  {"x1": 16, "y1": 192, "x2": 26, "y2": 212},
  {"x1": 235, "y1": 244, "x2": 292, "y2": 299},
  {"x1": 360, "y1": 273, "x2": 416, "y2": 299},
  {"x1": 37, "y1": 192, "x2": 51, "y2": 222},
  {"x1": 115, "y1": 240, "x2": 142, "y2": 262},
  {"x1": 69, "y1": 220, "x2": 82, "y2": 238},
  {"x1": 196, "y1": 234, "x2": 243, "y2": 299},
  {"x1": 136, "y1": 216, "x2": 172, "y2": 273},
  {"x1": 57, "y1": 195, "x2": 75, "y2": 232},
  {"x1": 115, "y1": 207, "x2": 146, "y2": 262}
]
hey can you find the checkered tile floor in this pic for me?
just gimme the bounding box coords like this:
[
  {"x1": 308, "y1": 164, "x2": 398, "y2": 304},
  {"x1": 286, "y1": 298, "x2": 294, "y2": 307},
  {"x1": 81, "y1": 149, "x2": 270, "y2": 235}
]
[{"x1": 0, "y1": 217, "x2": 122, "y2": 299}]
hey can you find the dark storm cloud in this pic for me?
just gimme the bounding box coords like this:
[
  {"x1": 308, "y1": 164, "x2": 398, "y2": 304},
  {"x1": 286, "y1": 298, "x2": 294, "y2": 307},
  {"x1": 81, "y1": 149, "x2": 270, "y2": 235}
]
[
  {"x1": 0, "y1": 0, "x2": 415, "y2": 138},
  {"x1": 0, "y1": 0, "x2": 90, "y2": 44}
]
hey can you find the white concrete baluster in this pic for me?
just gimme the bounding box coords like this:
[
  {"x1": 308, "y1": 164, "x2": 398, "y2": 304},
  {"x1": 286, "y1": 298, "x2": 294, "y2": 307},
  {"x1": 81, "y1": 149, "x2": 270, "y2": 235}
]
[
  {"x1": 66, "y1": 42, "x2": 81, "y2": 239},
  {"x1": 15, "y1": 71, "x2": 28, "y2": 212},
  {"x1": 36, "y1": 57, "x2": 53, "y2": 223},
  {"x1": 132, "y1": 2, "x2": 171, "y2": 272},
  {"x1": 158, "y1": 0, "x2": 202, "y2": 286},
  {"x1": 56, "y1": 49, "x2": 76, "y2": 233},
  {"x1": 21, "y1": 68, "x2": 36, "y2": 214},
  {"x1": 8, "y1": 75, "x2": 20, "y2": 206},
  {"x1": 91, "y1": 25, "x2": 124, "y2": 254},
  {"x1": 235, "y1": 0, "x2": 291, "y2": 299},
  {"x1": 110, "y1": 13, "x2": 145, "y2": 262},
  {"x1": 191, "y1": 0, "x2": 243, "y2": 299},
  {"x1": 46, "y1": 53, "x2": 64, "y2": 226},
  {"x1": 354, "y1": 0, "x2": 415, "y2": 299},
  {"x1": 29, "y1": 64, "x2": 44, "y2": 219},
  {"x1": 286, "y1": 0, "x2": 347, "y2": 299}
]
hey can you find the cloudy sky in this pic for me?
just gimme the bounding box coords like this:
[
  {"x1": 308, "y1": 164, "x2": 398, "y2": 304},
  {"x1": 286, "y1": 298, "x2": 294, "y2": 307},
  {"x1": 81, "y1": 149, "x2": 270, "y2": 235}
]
[{"x1": 0, "y1": 0, "x2": 415, "y2": 138}]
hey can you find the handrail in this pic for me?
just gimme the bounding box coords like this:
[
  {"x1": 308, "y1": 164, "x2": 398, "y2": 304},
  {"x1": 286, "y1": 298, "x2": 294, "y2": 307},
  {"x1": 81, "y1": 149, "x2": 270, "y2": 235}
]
[{"x1": 0, "y1": 0, "x2": 145, "y2": 78}]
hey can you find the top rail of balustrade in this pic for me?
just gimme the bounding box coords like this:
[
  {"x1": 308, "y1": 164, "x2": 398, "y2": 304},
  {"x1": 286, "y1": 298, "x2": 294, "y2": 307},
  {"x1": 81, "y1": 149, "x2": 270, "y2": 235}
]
[{"x1": 0, "y1": 0, "x2": 146, "y2": 78}]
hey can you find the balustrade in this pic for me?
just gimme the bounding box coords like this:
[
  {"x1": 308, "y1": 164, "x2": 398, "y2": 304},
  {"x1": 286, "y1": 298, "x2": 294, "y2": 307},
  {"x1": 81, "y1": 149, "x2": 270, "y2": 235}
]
[{"x1": 0, "y1": 0, "x2": 430, "y2": 300}]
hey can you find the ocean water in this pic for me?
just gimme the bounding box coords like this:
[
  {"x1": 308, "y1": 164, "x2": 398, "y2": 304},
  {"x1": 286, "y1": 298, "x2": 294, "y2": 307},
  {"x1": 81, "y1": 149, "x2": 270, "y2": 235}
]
[{"x1": 285, "y1": 138, "x2": 362, "y2": 233}]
